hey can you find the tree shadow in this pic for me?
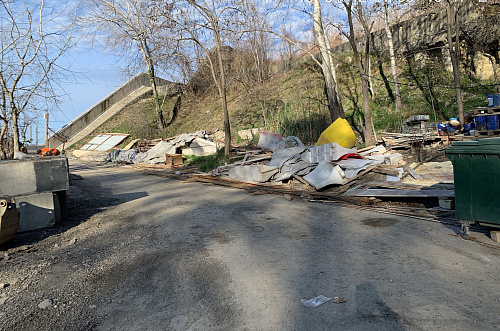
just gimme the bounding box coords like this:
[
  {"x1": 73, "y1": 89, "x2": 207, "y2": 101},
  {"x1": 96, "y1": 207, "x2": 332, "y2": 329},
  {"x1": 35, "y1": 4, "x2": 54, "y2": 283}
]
[
  {"x1": 353, "y1": 282, "x2": 406, "y2": 330},
  {"x1": 1, "y1": 165, "x2": 148, "y2": 249},
  {"x1": 167, "y1": 95, "x2": 182, "y2": 126},
  {"x1": 375, "y1": 50, "x2": 395, "y2": 102},
  {"x1": 405, "y1": 56, "x2": 446, "y2": 121},
  {"x1": 279, "y1": 113, "x2": 330, "y2": 144}
]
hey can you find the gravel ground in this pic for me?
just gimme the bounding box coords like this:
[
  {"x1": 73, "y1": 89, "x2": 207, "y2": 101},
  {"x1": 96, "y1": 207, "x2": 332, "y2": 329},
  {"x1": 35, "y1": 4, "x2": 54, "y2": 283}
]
[{"x1": 1, "y1": 160, "x2": 500, "y2": 330}]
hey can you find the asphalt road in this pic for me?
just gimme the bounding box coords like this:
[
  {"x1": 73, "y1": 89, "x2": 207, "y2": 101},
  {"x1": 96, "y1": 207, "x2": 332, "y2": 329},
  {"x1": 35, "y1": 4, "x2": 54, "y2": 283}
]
[{"x1": 1, "y1": 160, "x2": 499, "y2": 330}]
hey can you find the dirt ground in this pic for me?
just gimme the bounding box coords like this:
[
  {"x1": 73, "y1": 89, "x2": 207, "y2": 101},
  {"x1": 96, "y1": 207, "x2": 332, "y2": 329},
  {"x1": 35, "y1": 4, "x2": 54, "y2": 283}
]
[{"x1": 1, "y1": 160, "x2": 500, "y2": 330}]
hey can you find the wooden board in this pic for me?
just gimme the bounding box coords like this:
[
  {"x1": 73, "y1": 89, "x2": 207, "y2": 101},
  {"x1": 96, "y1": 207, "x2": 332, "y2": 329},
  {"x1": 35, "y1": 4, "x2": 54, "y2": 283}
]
[
  {"x1": 0, "y1": 207, "x2": 19, "y2": 245},
  {"x1": 343, "y1": 188, "x2": 454, "y2": 198}
]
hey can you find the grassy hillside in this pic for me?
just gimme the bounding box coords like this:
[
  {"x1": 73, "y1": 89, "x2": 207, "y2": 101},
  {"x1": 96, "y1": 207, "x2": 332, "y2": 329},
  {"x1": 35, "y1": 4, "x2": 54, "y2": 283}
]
[{"x1": 72, "y1": 52, "x2": 496, "y2": 150}]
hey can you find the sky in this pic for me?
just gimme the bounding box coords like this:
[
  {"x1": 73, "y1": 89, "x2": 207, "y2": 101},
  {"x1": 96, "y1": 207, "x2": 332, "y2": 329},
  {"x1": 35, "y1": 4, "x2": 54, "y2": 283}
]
[
  {"x1": 39, "y1": 49, "x2": 128, "y2": 143},
  {"x1": 31, "y1": 0, "x2": 338, "y2": 145},
  {"x1": 37, "y1": 1, "x2": 314, "y2": 144}
]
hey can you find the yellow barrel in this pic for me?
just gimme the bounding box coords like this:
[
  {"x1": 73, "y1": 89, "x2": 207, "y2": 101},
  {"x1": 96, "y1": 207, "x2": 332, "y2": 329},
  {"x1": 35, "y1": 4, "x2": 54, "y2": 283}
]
[{"x1": 316, "y1": 118, "x2": 356, "y2": 148}]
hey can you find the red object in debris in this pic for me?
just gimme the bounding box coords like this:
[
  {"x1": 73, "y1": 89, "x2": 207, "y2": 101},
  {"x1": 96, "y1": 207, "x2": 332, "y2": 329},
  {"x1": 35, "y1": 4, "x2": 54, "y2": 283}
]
[
  {"x1": 336, "y1": 153, "x2": 363, "y2": 161},
  {"x1": 39, "y1": 148, "x2": 60, "y2": 156}
]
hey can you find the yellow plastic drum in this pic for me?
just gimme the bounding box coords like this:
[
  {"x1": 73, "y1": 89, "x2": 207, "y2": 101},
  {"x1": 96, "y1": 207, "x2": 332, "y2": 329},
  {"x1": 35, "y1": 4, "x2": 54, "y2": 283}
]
[{"x1": 316, "y1": 118, "x2": 356, "y2": 148}]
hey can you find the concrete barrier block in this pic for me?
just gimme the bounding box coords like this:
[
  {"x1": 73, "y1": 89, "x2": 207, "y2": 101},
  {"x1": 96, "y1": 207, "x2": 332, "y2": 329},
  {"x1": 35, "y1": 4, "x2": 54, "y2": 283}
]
[
  {"x1": 16, "y1": 192, "x2": 56, "y2": 232},
  {"x1": 0, "y1": 157, "x2": 69, "y2": 197}
]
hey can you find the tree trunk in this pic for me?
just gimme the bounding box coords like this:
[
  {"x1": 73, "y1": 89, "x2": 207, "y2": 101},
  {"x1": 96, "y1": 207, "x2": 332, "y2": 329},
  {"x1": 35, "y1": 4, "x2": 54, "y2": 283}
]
[
  {"x1": 345, "y1": 0, "x2": 375, "y2": 145},
  {"x1": 384, "y1": 0, "x2": 402, "y2": 113},
  {"x1": 12, "y1": 110, "x2": 20, "y2": 153},
  {"x1": 367, "y1": 54, "x2": 375, "y2": 98},
  {"x1": 215, "y1": 35, "x2": 231, "y2": 156},
  {"x1": 446, "y1": 1, "x2": 464, "y2": 126},
  {"x1": 312, "y1": 0, "x2": 344, "y2": 123},
  {"x1": 142, "y1": 40, "x2": 165, "y2": 130},
  {"x1": 322, "y1": 23, "x2": 343, "y2": 110},
  {"x1": 0, "y1": 121, "x2": 7, "y2": 159}
]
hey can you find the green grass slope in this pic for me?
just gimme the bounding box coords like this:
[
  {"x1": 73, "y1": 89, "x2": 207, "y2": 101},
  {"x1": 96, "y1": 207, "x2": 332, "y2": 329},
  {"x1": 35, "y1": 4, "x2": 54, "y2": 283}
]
[{"x1": 71, "y1": 53, "x2": 496, "y2": 150}]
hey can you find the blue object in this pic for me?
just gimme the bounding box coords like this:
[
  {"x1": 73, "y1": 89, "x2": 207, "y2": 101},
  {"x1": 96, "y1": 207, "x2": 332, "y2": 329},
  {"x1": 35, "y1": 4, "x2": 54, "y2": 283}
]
[
  {"x1": 475, "y1": 116, "x2": 487, "y2": 131},
  {"x1": 487, "y1": 115, "x2": 500, "y2": 130},
  {"x1": 437, "y1": 123, "x2": 447, "y2": 131},
  {"x1": 463, "y1": 123, "x2": 475, "y2": 130},
  {"x1": 487, "y1": 94, "x2": 500, "y2": 107}
]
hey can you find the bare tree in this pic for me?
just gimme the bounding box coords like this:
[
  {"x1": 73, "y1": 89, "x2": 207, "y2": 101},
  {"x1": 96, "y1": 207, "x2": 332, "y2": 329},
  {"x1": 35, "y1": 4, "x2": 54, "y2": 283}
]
[
  {"x1": 311, "y1": 0, "x2": 344, "y2": 122},
  {"x1": 340, "y1": 0, "x2": 375, "y2": 145},
  {"x1": 165, "y1": 0, "x2": 244, "y2": 156},
  {"x1": 83, "y1": 0, "x2": 171, "y2": 129},
  {"x1": 243, "y1": 0, "x2": 271, "y2": 85},
  {"x1": 0, "y1": 0, "x2": 75, "y2": 155},
  {"x1": 383, "y1": 0, "x2": 402, "y2": 113},
  {"x1": 445, "y1": 0, "x2": 465, "y2": 126}
]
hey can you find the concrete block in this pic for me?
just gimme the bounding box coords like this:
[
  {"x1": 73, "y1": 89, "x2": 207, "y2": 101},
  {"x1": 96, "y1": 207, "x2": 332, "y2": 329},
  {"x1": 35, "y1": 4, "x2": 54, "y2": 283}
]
[
  {"x1": 182, "y1": 146, "x2": 217, "y2": 157},
  {"x1": 439, "y1": 198, "x2": 455, "y2": 210},
  {"x1": 0, "y1": 157, "x2": 69, "y2": 197},
  {"x1": 72, "y1": 150, "x2": 107, "y2": 162},
  {"x1": 490, "y1": 231, "x2": 500, "y2": 243},
  {"x1": 16, "y1": 192, "x2": 56, "y2": 232},
  {"x1": 384, "y1": 153, "x2": 403, "y2": 165},
  {"x1": 181, "y1": 138, "x2": 220, "y2": 156},
  {"x1": 238, "y1": 128, "x2": 259, "y2": 140}
]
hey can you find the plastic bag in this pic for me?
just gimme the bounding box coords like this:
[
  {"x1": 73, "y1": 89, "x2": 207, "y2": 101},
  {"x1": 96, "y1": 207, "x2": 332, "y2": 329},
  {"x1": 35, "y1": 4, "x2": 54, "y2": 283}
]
[{"x1": 301, "y1": 295, "x2": 331, "y2": 308}]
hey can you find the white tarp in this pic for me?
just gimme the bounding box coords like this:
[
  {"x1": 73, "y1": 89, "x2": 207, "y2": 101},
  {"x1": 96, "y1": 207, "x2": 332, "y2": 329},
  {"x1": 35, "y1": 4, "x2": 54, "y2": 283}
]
[
  {"x1": 104, "y1": 131, "x2": 216, "y2": 164},
  {"x1": 303, "y1": 161, "x2": 345, "y2": 190},
  {"x1": 304, "y1": 142, "x2": 357, "y2": 163},
  {"x1": 228, "y1": 165, "x2": 279, "y2": 182},
  {"x1": 257, "y1": 131, "x2": 282, "y2": 151},
  {"x1": 334, "y1": 159, "x2": 374, "y2": 179}
]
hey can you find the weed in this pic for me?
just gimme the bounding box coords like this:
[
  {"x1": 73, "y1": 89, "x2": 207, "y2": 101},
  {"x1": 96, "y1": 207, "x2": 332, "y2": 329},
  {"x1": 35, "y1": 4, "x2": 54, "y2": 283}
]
[{"x1": 186, "y1": 148, "x2": 228, "y2": 172}]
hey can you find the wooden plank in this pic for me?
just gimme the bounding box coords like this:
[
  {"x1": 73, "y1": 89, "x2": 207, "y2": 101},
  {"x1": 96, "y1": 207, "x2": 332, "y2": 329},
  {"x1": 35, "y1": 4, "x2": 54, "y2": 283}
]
[
  {"x1": 372, "y1": 166, "x2": 402, "y2": 176},
  {"x1": 343, "y1": 188, "x2": 454, "y2": 198},
  {"x1": 136, "y1": 163, "x2": 173, "y2": 169},
  {"x1": 229, "y1": 155, "x2": 272, "y2": 166},
  {"x1": 406, "y1": 167, "x2": 422, "y2": 179},
  {"x1": 356, "y1": 145, "x2": 376, "y2": 153},
  {"x1": 292, "y1": 174, "x2": 311, "y2": 187},
  {"x1": 328, "y1": 166, "x2": 376, "y2": 195},
  {"x1": 362, "y1": 181, "x2": 424, "y2": 190}
]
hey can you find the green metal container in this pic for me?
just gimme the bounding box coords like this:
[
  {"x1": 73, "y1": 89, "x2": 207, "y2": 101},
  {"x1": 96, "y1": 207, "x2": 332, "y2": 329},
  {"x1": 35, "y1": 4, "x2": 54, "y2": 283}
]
[{"x1": 446, "y1": 138, "x2": 500, "y2": 236}]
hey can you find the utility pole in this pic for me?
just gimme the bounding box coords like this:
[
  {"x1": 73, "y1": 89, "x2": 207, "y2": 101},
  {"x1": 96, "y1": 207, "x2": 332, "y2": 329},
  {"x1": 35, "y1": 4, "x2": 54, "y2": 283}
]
[
  {"x1": 36, "y1": 125, "x2": 39, "y2": 145},
  {"x1": 44, "y1": 113, "x2": 49, "y2": 148}
]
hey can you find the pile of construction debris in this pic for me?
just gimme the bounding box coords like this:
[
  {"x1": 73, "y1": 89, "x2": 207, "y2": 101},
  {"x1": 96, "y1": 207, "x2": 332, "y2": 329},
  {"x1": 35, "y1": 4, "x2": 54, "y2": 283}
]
[
  {"x1": 98, "y1": 121, "x2": 454, "y2": 212},
  {"x1": 104, "y1": 131, "x2": 220, "y2": 165},
  {"x1": 216, "y1": 132, "x2": 410, "y2": 191}
]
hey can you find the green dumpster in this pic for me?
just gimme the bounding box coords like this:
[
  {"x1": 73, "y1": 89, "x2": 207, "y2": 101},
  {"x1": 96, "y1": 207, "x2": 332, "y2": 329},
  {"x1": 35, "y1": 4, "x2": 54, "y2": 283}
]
[{"x1": 445, "y1": 138, "x2": 500, "y2": 237}]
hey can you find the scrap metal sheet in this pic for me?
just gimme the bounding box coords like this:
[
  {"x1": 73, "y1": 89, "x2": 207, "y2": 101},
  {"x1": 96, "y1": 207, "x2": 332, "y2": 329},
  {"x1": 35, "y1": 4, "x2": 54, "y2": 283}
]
[{"x1": 80, "y1": 134, "x2": 129, "y2": 151}]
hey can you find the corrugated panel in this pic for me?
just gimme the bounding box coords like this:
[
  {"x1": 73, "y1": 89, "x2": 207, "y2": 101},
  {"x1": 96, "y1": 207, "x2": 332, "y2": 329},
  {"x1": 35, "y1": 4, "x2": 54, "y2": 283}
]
[{"x1": 80, "y1": 134, "x2": 129, "y2": 151}]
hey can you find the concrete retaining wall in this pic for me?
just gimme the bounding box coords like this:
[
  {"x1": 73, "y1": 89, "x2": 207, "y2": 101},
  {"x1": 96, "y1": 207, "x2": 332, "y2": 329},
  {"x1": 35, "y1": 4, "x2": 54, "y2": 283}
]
[
  {"x1": 332, "y1": 2, "x2": 499, "y2": 57},
  {"x1": 53, "y1": 73, "x2": 176, "y2": 148}
]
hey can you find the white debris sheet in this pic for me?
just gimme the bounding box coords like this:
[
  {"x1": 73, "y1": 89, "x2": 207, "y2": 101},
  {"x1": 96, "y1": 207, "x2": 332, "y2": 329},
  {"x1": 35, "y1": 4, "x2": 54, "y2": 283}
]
[
  {"x1": 105, "y1": 131, "x2": 218, "y2": 164},
  {"x1": 227, "y1": 136, "x2": 385, "y2": 187},
  {"x1": 303, "y1": 162, "x2": 345, "y2": 190},
  {"x1": 228, "y1": 165, "x2": 278, "y2": 183}
]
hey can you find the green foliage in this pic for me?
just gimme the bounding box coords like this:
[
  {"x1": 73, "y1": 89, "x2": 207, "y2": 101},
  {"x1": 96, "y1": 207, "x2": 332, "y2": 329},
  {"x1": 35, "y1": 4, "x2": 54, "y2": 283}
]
[
  {"x1": 78, "y1": 51, "x2": 495, "y2": 151},
  {"x1": 186, "y1": 148, "x2": 227, "y2": 172}
]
